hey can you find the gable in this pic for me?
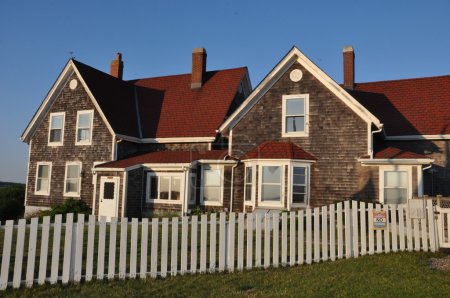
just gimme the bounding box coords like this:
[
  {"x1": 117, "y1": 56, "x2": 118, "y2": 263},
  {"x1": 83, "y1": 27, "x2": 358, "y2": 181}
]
[{"x1": 219, "y1": 46, "x2": 381, "y2": 134}]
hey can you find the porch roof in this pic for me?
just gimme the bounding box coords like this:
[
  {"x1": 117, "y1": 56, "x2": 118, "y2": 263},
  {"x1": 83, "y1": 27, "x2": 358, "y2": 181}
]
[{"x1": 241, "y1": 141, "x2": 317, "y2": 161}]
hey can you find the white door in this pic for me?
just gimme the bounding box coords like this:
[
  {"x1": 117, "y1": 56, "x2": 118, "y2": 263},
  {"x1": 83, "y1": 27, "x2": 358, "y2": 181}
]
[{"x1": 99, "y1": 176, "x2": 120, "y2": 220}]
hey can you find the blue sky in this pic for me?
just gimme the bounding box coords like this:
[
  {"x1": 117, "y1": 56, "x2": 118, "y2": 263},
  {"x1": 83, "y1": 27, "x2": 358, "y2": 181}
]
[{"x1": 0, "y1": 0, "x2": 449, "y2": 183}]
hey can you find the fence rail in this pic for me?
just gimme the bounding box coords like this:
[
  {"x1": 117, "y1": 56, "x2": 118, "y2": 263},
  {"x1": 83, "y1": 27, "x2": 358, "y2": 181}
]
[{"x1": 0, "y1": 200, "x2": 439, "y2": 290}]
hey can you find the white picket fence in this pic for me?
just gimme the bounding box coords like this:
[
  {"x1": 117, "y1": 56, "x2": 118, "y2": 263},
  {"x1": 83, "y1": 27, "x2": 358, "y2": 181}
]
[{"x1": 0, "y1": 200, "x2": 439, "y2": 290}]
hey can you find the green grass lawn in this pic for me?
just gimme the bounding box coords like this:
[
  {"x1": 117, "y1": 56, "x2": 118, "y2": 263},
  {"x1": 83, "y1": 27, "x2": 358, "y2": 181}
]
[{"x1": 3, "y1": 251, "x2": 450, "y2": 297}]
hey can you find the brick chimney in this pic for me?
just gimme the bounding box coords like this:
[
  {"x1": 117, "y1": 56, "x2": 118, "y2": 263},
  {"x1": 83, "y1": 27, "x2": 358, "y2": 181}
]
[
  {"x1": 343, "y1": 46, "x2": 355, "y2": 89},
  {"x1": 191, "y1": 48, "x2": 207, "y2": 89},
  {"x1": 110, "y1": 52, "x2": 124, "y2": 80}
]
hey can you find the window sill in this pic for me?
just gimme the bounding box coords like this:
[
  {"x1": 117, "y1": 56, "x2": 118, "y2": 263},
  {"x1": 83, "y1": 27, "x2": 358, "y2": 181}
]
[
  {"x1": 48, "y1": 142, "x2": 63, "y2": 147},
  {"x1": 64, "y1": 193, "x2": 80, "y2": 198},
  {"x1": 146, "y1": 200, "x2": 182, "y2": 205},
  {"x1": 258, "y1": 201, "x2": 284, "y2": 208},
  {"x1": 75, "y1": 142, "x2": 92, "y2": 146},
  {"x1": 201, "y1": 201, "x2": 223, "y2": 206},
  {"x1": 282, "y1": 132, "x2": 308, "y2": 138},
  {"x1": 34, "y1": 192, "x2": 50, "y2": 196}
]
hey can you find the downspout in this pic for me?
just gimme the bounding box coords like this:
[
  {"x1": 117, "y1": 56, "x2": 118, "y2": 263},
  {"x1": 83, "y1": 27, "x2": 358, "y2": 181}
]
[
  {"x1": 183, "y1": 166, "x2": 190, "y2": 215},
  {"x1": 370, "y1": 124, "x2": 384, "y2": 159}
]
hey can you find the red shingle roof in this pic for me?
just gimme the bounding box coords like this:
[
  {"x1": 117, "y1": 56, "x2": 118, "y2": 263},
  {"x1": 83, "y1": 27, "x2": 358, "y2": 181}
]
[
  {"x1": 96, "y1": 150, "x2": 230, "y2": 168},
  {"x1": 373, "y1": 147, "x2": 429, "y2": 159},
  {"x1": 242, "y1": 141, "x2": 317, "y2": 160},
  {"x1": 73, "y1": 59, "x2": 248, "y2": 139},
  {"x1": 350, "y1": 75, "x2": 450, "y2": 136}
]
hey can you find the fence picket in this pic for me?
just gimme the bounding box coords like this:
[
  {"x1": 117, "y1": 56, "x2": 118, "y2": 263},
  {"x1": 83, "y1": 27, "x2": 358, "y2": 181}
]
[
  {"x1": 150, "y1": 218, "x2": 159, "y2": 278},
  {"x1": 405, "y1": 207, "x2": 413, "y2": 251},
  {"x1": 172, "y1": 217, "x2": 179, "y2": 276},
  {"x1": 426, "y1": 200, "x2": 436, "y2": 252},
  {"x1": 290, "y1": 212, "x2": 296, "y2": 266},
  {"x1": 50, "y1": 215, "x2": 62, "y2": 284},
  {"x1": 375, "y1": 205, "x2": 383, "y2": 253},
  {"x1": 97, "y1": 216, "x2": 106, "y2": 280},
  {"x1": 398, "y1": 205, "x2": 405, "y2": 251},
  {"x1": 200, "y1": 215, "x2": 207, "y2": 273},
  {"x1": 161, "y1": 218, "x2": 169, "y2": 278},
  {"x1": 383, "y1": 205, "x2": 390, "y2": 253},
  {"x1": 130, "y1": 218, "x2": 138, "y2": 278},
  {"x1": 119, "y1": 217, "x2": 128, "y2": 279},
  {"x1": 281, "y1": 212, "x2": 288, "y2": 265},
  {"x1": 0, "y1": 220, "x2": 13, "y2": 290},
  {"x1": 85, "y1": 215, "x2": 96, "y2": 281},
  {"x1": 180, "y1": 217, "x2": 188, "y2": 274},
  {"x1": 255, "y1": 213, "x2": 262, "y2": 267},
  {"x1": 228, "y1": 213, "x2": 236, "y2": 272},
  {"x1": 368, "y1": 204, "x2": 374, "y2": 255},
  {"x1": 273, "y1": 213, "x2": 279, "y2": 267},
  {"x1": 38, "y1": 216, "x2": 50, "y2": 285},
  {"x1": 421, "y1": 216, "x2": 428, "y2": 252},
  {"x1": 74, "y1": 214, "x2": 85, "y2": 282},
  {"x1": 62, "y1": 214, "x2": 73, "y2": 285},
  {"x1": 219, "y1": 213, "x2": 226, "y2": 271},
  {"x1": 26, "y1": 217, "x2": 38, "y2": 287},
  {"x1": 237, "y1": 213, "x2": 245, "y2": 270},
  {"x1": 352, "y1": 201, "x2": 359, "y2": 258},
  {"x1": 413, "y1": 219, "x2": 421, "y2": 251},
  {"x1": 390, "y1": 205, "x2": 398, "y2": 252},
  {"x1": 298, "y1": 210, "x2": 304, "y2": 264},
  {"x1": 360, "y1": 202, "x2": 366, "y2": 256},
  {"x1": 209, "y1": 214, "x2": 217, "y2": 272},
  {"x1": 337, "y1": 203, "x2": 343, "y2": 259},
  {"x1": 108, "y1": 217, "x2": 118, "y2": 280},
  {"x1": 140, "y1": 218, "x2": 149, "y2": 279},
  {"x1": 314, "y1": 207, "x2": 320, "y2": 262},
  {"x1": 246, "y1": 213, "x2": 253, "y2": 270},
  {"x1": 306, "y1": 208, "x2": 312, "y2": 264},
  {"x1": 344, "y1": 201, "x2": 352, "y2": 258},
  {"x1": 329, "y1": 205, "x2": 335, "y2": 261},
  {"x1": 321, "y1": 206, "x2": 328, "y2": 262},
  {"x1": 190, "y1": 216, "x2": 198, "y2": 273},
  {"x1": 13, "y1": 219, "x2": 26, "y2": 288},
  {"x1": 264, "y1": 214, "x2": 271, "y2": 268}
]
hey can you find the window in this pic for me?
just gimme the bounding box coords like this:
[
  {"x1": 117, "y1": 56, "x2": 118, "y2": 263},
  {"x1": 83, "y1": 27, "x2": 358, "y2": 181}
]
[
  {"x1": 48, "y1": 112, "x2": 65, "y2": 145},
  {"x1": 64, "y1": 162, "x2": 82, "y2": 196},
  {"x1": 35, "y1": 162, "x2": 51, "y2": 195},
  {"x1": 292, "y1": 167, "x2": 307, "y2": 204},
  {"x1": 103, "y1": 182, "x2": 115, "y2": 200},
  {"x1": 189, "y1": 174, "x2": 197, "y2": 203},
  {"x1": 244, "y1": 166, "x2": 253, "y2": 201},
  {"x1": 201, "y1": 165, "x2": 223, "y2": 205},
  {"x1": 384, "y1": 171, "x2": 408, "y2": 204},
  {"x1": 146, "y1": 173, "x2": 182, "y2": 203},
  {"x1": 75, "y1": 110, "x2": 93, "y2": 145},
  {"x1": 282, "y1": 94, "x2": 309, "y2": 137},
  {"x1": 261, "y1": 166, "x2": 282, "y2": 202}
]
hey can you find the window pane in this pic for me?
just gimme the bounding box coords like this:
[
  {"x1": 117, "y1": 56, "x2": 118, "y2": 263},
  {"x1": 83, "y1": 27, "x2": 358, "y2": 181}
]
[
  {"x1": 204, "y1": 169, "x2": 221, "y2": 186},
  {"x1": 384, "y1": 188, "x2": 407, "y2": 204},
  {"x1": 384, "y1": 171, "x2": 407, "y2": 187},
  {"x1": 293, "y1": 193, "x2": 305, "y2": 204},
  {"x1": 294, "y1": 167, "x2": 305, "y2": 176},
  {"x1": 77, "y1": 128, "x2": 90, "y2": 142},
  {"x1": 286, "y1": 99, "x2": 304, "y2": 115},
  {"x1": 293, "y1": 174, "x2": 305, "y2": 185},
  {"x1": 171, "y1": 177, "x2": 181, "y2": 200},
  {"x1": 293, "y1": 185, "x2": 306, "y2": 194},
  {"x1": 245, "y1": 185, "x2": 252, "y2": 201},
  {"x1": 51, "y1": 115, "x2": 62, "y2": 129},
  {"x1": 67, "y1": 165, "x2": 79, "y2": 179},
  {"x1": 286, "y1": 116, "x2": 305, "y2": 133},
  {"x1": 203, "y1": 186, "x2": 221, "y2": 202},
  {"x1": 245, "y1": 167, "x2": 252, "y2": 183},
  {"x1": 262, "y1": 166, "x2": 281, "y2": 184},
  {"x1": 103, "y1": 182, "x2": 115, "y2": 200},
  {"x1": 262, "y1": 185, "x2": 281, "y2": 201},
  {"x1": 160, "y1": 177, "x2": 170, "y2": 200},
  {"x1": 78, "y1": 113, "x2": 91, "y2": 128},
  {"x1": 66, "y1": 180, "x2": 78, "y2": 193},
  {"x1": 38, "y1": 165, "x2": 49, "y2": 179},
  {"x1": 150, "y1": 176, "x2": 158, "y2": 200},
  {"x1": 189, "y1": 176, "x2": 196, "y2": 202},
  {"x1": 50, "y1": 129, "x2": 61, "y2": 142},
  {"x1": 36, "y1": 178, "x2": 48, "y2": 192}
]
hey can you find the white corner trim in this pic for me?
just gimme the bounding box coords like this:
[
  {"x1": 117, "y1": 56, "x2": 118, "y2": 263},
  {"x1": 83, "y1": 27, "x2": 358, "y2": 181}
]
[
  {"x1": 115, "y1": 134, "x2": 216, "y2": 144},
  {"x1": 385, "y1": 134, "x2": 450, "y2": 140},
  {"x1": 121, "y1": 172, "x2": 128, "y2": 218},
  {"x1": 218, "y1": 46, "x2": 381, "y2": 133},
  {"x1": 358, "y1": 158, "x2": 434, "y2": 165}
]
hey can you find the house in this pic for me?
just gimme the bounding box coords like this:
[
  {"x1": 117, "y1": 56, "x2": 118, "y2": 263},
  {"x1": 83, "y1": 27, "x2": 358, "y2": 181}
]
[{"x1": 21, "y1": 45, "x2": 450, "y2": 218}]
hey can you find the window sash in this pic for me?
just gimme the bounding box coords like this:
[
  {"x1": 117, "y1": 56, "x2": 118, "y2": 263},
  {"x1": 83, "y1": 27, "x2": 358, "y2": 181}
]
[
  {"x1": 76, "y1": 111, "x2": 92, "y2": 144},
  {"x1": 261, "y1": 166, "x2": 281, "y2": 202},
  {"x1": 65, "y1": 164, "x2": 80, "y2": 195},
  {"x1": 292, "y1": 166, "x2": 307, "y2": 204},
  {"x1": 36, "y1": 164, "x2": 50, "y2": 193},
  {"x1": 49, "y1": 114, "x2": 64, "y2": 144},
  {"x1": 244, "y1": 166, "x2": 253, "y2": 201},
  {"x1": 202, "y1": 166, "x2": 223, "y2": 203},
  {"x1": 147, "y1": 174, "x2": 182, "y2": 202}
]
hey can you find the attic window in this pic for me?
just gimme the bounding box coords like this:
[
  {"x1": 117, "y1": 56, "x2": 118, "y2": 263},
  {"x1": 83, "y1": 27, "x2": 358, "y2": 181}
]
[{"x1": 75, "y1": 110, "x2": 93, "y2": 145}]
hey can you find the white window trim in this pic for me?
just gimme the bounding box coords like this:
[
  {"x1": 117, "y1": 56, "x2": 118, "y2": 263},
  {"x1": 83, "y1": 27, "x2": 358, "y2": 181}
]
[
  {"x1": 75, "y1": 110, "x2": 94, "y2": 146},
  {"x1": 35, "y1": 162, "x2": 52, "y2": 196},
  {"x1": 257, "y1": 161, "x2": 286, "y2": 208},
  {"x1": 64, "y1": 161, "x2": 82, "y2": 197},
  {"x1": 244, "y1": 164, "x2": 256, "y2": 206},
  {"x1": 48, "y1": 112, "x2": 65, "y2": 146},
  {"x1": 145, "y1": 172, "x2": 184, "y2": 204},
  {"x1": 288, "y1": 163, "x2": 311, "y2": 208},
  {"x1": 200, "y1": 164, "x2": 224, "y2": 207},
  {"x1": 378, "y1": 165, "x2": 412, "y2": 205},
  {"x1": 282, "y1": 94, "x2": 309, "y2": 138}
]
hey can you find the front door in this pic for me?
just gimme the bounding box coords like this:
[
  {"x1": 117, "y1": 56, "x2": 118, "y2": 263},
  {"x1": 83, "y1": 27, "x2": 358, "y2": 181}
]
[{"x1": 98, "y1": 176, "x2": 120, "y2": 220}]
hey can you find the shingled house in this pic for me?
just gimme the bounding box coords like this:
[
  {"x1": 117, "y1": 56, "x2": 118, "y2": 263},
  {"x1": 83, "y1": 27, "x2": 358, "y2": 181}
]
[{"x1": 21, "y1": 46, "x2": 449, "y2": 218}]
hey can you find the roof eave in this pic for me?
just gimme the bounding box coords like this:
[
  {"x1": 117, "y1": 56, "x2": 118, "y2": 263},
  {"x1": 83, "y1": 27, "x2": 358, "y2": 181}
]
[{"x1": 358, "y1": 158, "x2": 434, "y2": 165}]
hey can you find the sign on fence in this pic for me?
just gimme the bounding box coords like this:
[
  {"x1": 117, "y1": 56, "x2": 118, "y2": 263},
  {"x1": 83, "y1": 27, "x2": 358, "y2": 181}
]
[{"x1": 372, "y1": 210, "x2": 387, "y2": 229}]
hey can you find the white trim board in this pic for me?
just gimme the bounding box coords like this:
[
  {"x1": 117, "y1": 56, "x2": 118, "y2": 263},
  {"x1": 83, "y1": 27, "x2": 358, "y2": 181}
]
[
  {"x1": 115, "y1": 134, "x2": 216, "y2": 144},
  {"x1": 358, "y1": 158, "x2": 434, "y2": 165},
  {"x1": 385, "y1": 134, "x2": 450, "y2": 140},
  {"x1": 219, "y1": 46, "x2": 382, "y2": 134}
]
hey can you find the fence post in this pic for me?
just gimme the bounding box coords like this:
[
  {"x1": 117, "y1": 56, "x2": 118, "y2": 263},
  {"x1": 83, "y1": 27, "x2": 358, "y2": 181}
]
[
  {"x1": 62, "y1": 213, "x2": 74, "y2": 284},
  {"x1": 344, "y1": 201, "x2": 352, "y2": 258}
]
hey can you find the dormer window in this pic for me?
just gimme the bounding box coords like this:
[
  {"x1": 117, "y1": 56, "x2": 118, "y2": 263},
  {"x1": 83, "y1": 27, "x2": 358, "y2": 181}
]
[
  {"x1": 76, "y1": 110, "x2": 93, "y2": 145},
  {"x1": 48, "y1": 112, "x2": 65, "y2": 146},
  {"x1": 282, "y1": 94, "x2": 309, "y2": 137}
]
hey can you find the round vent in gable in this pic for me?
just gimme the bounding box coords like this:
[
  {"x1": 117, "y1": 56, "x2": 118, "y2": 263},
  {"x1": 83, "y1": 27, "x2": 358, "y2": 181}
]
[
  {"x1": 290, "y1": 69, "x2": 303, "y2": 82},
  {"x1": 69, "y1": 79, "x2": 78, "y2": 90}
]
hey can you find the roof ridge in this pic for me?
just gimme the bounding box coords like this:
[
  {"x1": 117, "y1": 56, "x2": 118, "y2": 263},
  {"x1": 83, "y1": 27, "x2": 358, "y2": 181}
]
[{"x1": 355, "y1": 74, "x2": 450, "y2": 86}]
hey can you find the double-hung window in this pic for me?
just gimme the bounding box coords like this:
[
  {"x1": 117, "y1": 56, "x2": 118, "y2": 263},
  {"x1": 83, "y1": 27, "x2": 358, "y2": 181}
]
[
  {"x1": 383, "y1": 171, "x2": 408, "y2": 204},
  {"x1": 35, "y1": 162, "x2": 51, "y2": 195},
  {"x1": 261, "y1": 166, "x2": 282, "y2": 203},
  {"x1": 146, "y1": 173, "x2": 182, "y2": 203},
  {"x1": 244, "y1": 166, "x2": 253, "y2": 201},
  {"x1": 201, "y1": 165, "x2": 223, "y2": 205},
  {"x1": 48, "y1": 112, "x2": 65, "y2": 145},
  {"x1": 64, "y1": 162, "x2": 82, "y2": 197},
  {"x1": 292, "y1": 166, "x2": 307, "y2": 204},
  {"x1": 76, "y1": 110, "x2": 93, "y2": 145},
  {"x1": 282, "y1": 94, "x2": 309, "y2": 137}
]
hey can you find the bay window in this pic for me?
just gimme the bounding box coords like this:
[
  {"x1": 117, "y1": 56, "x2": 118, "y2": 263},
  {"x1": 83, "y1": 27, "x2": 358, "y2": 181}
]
[
  {"x1": 244, "y1": 166, "x2": 253, "y2": 201},
  {"x1": 292, "y1": 166, "x2": 307, "y2": 205},
  {"x1": 146, "y1": 173, "x2": 182, "y2": 203}
]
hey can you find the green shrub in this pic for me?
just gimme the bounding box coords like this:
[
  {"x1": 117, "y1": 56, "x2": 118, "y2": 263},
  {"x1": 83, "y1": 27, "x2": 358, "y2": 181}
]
[
  {"x1": 0, "y1": 184, "x2": 25, "y2": 222},
  {"x1": 39, "y1": 198, "x2": 91, "y2": 220}
]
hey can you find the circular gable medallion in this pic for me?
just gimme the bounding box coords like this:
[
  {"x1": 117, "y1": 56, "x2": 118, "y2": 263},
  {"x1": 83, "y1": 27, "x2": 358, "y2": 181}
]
[
  {"x1": 289, "y1": 69, "x2": 303, "y2": 82},
  {"x1": 69, "y1": 79, "x2": 78, "y2": 90}
]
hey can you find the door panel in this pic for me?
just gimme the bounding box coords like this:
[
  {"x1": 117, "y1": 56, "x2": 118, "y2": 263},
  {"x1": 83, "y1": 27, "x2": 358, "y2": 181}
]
[{"x1": 99, "y1": 176, "x2": 120, "y2": 221}]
